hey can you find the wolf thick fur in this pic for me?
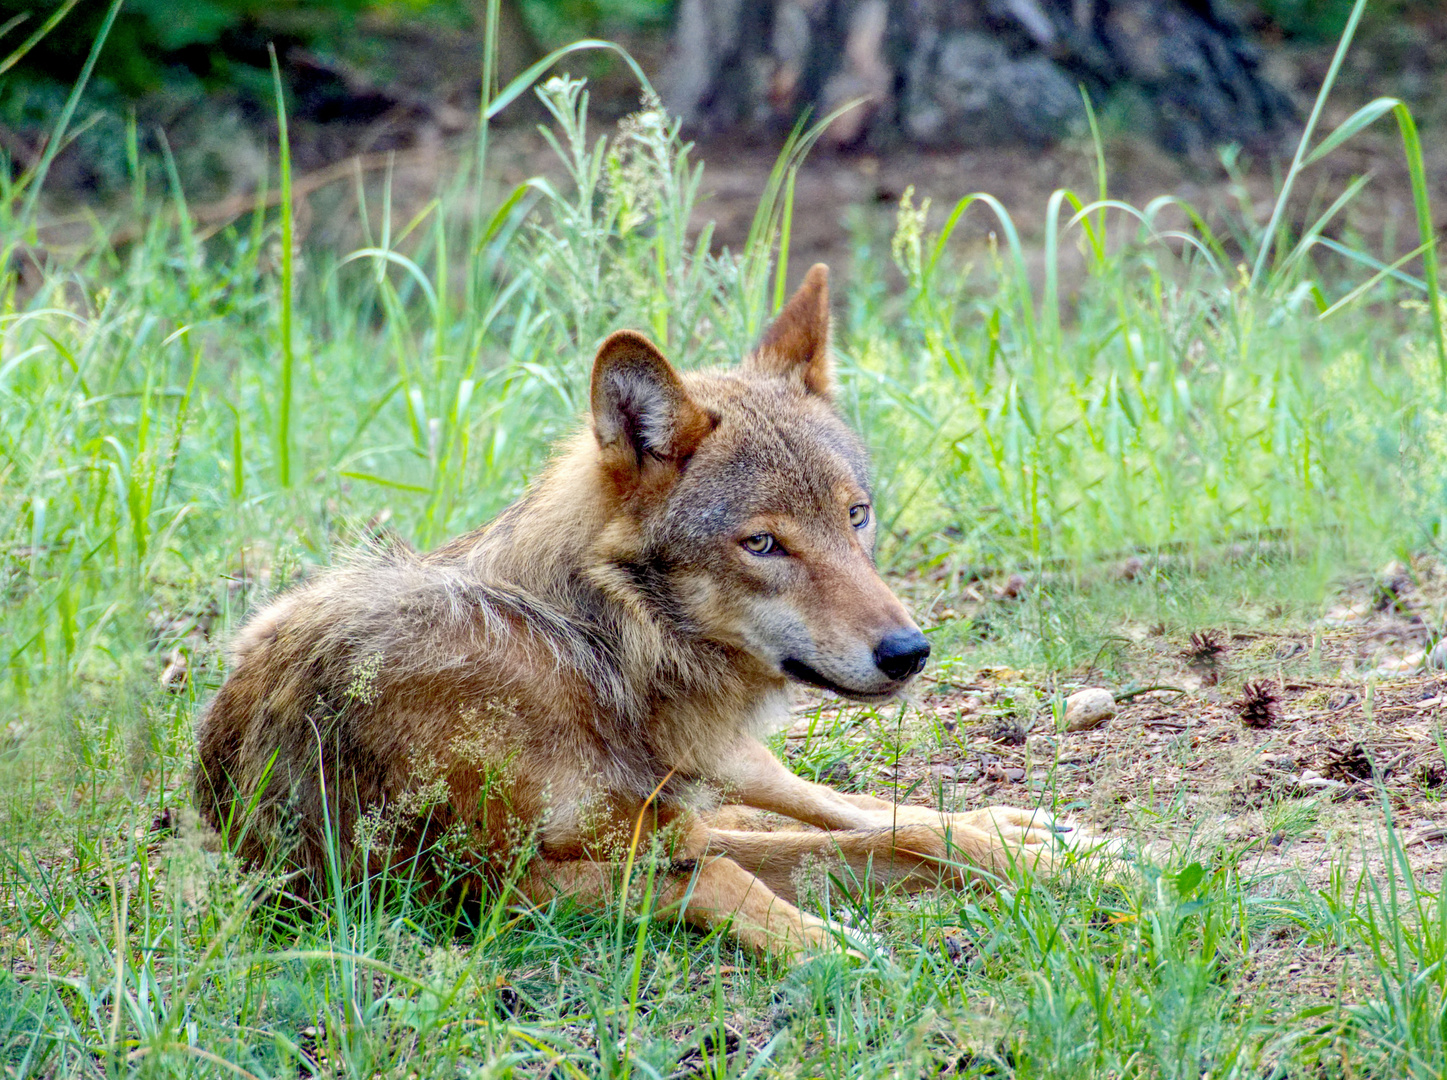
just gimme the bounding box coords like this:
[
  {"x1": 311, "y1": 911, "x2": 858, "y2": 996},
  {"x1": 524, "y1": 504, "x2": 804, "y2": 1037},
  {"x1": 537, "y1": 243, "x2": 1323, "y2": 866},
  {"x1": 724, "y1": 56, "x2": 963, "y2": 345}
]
[{"x1": 194, "y1": 265, "x2": 1059, "y2": 954}]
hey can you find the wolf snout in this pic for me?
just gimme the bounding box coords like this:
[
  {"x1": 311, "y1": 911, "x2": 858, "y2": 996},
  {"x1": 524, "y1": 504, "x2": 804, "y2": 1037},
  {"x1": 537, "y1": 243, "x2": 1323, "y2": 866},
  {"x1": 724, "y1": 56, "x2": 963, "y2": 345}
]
[{"x1": 872, "y1": 628, "x2": 930, "y2": 681}]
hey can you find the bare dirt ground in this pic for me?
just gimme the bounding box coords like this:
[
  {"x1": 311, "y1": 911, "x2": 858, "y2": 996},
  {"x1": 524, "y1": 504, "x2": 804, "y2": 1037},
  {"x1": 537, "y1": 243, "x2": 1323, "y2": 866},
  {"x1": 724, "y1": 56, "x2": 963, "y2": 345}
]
[{"x1": 768, "y1": 555, "x2": 1447, "y2": 1005}]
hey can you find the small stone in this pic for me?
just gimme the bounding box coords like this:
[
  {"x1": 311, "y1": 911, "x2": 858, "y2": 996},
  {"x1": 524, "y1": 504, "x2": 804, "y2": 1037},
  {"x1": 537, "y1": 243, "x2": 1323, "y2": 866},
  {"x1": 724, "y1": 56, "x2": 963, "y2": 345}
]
[
  {"x1": 1116, "y1": 556, "x2": 1144, "y2": 581},
  {"x1": 1323, "y1": 604, "x2": 1369, "y2": 626},
  {"x1": 996, "y1": 573, "x2": 1028, "y2": 600},
  {"x1": 1373, "y1": 651, "x2": 1425, "y2": 678},
  {"x1": 1429, "y1": 640, "x2": 1447, "y2": 671},
  {"x1": 160, "y1": 648, "x2": 188, "y2": 691},
  {"x1": 1297, "y1": 775, "x2": 1349, "y2": 792},
  {"x1": 1063, "y1": 688, "x2": 1117, "y2": 732}
]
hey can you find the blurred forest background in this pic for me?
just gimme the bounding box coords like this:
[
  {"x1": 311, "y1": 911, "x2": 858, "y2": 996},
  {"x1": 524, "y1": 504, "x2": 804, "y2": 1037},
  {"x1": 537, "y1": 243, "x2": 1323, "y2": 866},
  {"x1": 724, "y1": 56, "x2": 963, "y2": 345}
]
[{"x1": 5, "y1": 0, "x2": 1446, "y2": 279}]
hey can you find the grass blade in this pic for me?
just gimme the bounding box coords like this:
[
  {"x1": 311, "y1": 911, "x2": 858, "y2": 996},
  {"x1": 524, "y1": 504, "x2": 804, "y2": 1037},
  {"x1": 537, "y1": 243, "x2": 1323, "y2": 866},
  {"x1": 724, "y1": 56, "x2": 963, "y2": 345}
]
[
  {"x1": 270, "y1": 44, "x2": 297, "y2": 488},
  {"x1": 1249, "y1": 0, "x2": 1368, "y2": 289},
  {"x1": 0, "y1": 0, "x2": 81, "y2": 77},
  {"x1": 15, "y1": 0, "x2": 122, "y2": 225}
]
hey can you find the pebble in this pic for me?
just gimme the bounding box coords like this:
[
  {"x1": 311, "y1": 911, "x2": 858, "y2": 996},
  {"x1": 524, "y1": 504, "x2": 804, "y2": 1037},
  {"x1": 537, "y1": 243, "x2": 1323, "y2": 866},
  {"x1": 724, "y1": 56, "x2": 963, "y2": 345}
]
[
  {"x1": 159, "y1": 648, "x2": 188, "y2": 691},
  {"x1": 1429, "y1": 640, "x2": 1447, "y2": 671},
  {"x1": 1063, "y1": 688, "x2": 1117, "y2": 732},
  {"x1": 1372, "y1": 650, "x2": 1426, "y2": 678},
  {"x1": 1323, "y1": 603, "x2": 1370, "y2": 626},
  {"x1": 995, "y1": 573, "x2": 1028, "y2": 600},
  {"x1": 1297, "y1": 773, "x2": 1349, "y2": 792}
]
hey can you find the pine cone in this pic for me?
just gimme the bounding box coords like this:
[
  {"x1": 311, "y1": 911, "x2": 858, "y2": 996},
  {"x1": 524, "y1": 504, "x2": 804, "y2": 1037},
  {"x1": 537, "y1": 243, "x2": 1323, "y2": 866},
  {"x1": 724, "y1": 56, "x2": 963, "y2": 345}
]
[{"x1": 1237, "y1": 682, "x2": 1277, "y2": 729}]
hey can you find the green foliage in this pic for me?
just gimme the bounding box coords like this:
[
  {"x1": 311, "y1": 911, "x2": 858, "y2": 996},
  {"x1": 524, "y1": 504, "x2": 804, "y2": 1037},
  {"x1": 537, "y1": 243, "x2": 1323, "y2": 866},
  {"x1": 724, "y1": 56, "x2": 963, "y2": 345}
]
[
  {"x1": 1249, "y1": 0, "x2": 1436, "y2": 42},
  {"x1": 1252, "y1": 0, "x2": 1362, "y2": 40},
  {"x1": 0, "y1": 0, "x2": 373, "y2": 95},
  {"x1": 0, "y1": 0, "x2": 672, "y2": 105},
  {"x1": 519, "y1": 0, "x2": 674, "y2": 45}
]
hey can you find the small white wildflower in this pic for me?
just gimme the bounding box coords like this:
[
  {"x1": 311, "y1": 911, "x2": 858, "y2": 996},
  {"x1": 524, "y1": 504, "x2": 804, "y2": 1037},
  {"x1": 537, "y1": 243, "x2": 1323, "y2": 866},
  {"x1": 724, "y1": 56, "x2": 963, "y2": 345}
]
[
  {"x1": 344, "y1": 651, "x2": 383, "y2": 704},
  {"x1": 891, "y1": 185, "x2": 931, "y2": 284}
]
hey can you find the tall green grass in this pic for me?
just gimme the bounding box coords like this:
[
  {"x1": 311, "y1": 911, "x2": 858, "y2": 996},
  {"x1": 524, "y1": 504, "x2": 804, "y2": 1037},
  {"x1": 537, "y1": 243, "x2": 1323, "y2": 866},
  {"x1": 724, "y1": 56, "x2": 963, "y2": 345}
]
[
  {"x1": 849, "y1": 0, "x2": 1444, "y2": 572},
  {"x1": 2, "y1": 0, "x2": 1447, "y2": 1073},
  {"x1": 3, "y1": 0, "x2": 1442, "y2": 699}
]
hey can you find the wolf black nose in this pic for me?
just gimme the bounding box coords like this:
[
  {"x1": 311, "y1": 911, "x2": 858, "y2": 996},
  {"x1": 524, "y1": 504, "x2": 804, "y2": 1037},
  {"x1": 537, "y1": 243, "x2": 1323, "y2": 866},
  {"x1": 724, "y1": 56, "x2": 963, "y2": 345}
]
[{"x1": 873, "y1": 629, "x2": 930, "y2": 681}]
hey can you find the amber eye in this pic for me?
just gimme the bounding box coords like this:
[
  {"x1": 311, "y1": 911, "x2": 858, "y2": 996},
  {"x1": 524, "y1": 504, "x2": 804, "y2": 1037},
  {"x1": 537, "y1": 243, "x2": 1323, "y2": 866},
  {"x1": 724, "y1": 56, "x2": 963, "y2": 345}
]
[
  {"x1": 742, "y1": 533, "x2": 777, "y2": 555},
  {"x1": 849, "y1": 504, "x2": 870, "y2": 528}
]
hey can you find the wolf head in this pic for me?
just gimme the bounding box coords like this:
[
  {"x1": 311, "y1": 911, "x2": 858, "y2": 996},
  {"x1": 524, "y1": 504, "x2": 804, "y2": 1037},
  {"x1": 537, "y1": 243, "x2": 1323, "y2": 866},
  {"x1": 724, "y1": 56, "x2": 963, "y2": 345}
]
[{"x1": 588, "y1": 264, "x2": 929, "y2": 702}]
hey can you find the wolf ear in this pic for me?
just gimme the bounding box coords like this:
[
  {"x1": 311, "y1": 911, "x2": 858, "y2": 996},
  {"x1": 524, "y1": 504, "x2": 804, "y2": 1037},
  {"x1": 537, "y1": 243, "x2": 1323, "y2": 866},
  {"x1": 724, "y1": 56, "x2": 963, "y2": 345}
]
[
  {"x1": 591, "y1": 330, "x2": 716, "y2": 473},
  {"x1": 746, "y1": 263, "x2": 834, "y2": 399}
]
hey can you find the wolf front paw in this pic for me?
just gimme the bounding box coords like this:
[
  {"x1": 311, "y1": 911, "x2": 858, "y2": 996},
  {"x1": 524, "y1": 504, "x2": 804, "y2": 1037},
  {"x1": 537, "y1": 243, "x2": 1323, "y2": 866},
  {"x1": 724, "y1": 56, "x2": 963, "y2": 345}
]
[
  {"x1": 952, "y1": 804, "x2": 1062, "y2": 844},
  {"x1": 950, "y1": 807, "x2": 1143, "y2": 880},
  {"x1": 940, "y1": 806, "x2": 1069, "y2": 878}
]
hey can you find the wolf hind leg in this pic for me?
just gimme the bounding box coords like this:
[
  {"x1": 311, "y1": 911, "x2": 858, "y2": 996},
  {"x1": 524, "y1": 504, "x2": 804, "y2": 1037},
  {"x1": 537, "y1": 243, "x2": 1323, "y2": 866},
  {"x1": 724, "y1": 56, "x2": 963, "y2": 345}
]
[
  {"x1": 709, "y1": 738, "x2": 1063, "y2": 881},
  {"x1": 514, "y1": 855, "x2": 845, "y2": 956},
  {"x1": 706, "y1": 821, "x2": 1057, "y2": 905},
  {"x1": 826, "y1": 791, "x2": 1064, "y2": 846},
  {"x1": 703, "y1": 805, "x2": 813, "y2": 832}
]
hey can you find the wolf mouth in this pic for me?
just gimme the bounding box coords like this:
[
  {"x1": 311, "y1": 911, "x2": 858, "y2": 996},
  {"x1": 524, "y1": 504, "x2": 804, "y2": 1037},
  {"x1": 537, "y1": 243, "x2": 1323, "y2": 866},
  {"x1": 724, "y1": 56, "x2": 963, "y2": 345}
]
[{"x1": 781, "y1": 657, "x2": 900, "y2": 702}]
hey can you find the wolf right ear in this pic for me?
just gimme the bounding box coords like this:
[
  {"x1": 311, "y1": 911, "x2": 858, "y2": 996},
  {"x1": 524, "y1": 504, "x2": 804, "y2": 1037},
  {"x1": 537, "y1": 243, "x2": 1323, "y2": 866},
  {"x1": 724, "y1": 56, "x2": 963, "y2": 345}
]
[
  {"x1": 745, "y1": 263, "x2": 834, "y2": 398},
  {"x1": 591, "y1": 331, "x2": 716, "y2": 476}
]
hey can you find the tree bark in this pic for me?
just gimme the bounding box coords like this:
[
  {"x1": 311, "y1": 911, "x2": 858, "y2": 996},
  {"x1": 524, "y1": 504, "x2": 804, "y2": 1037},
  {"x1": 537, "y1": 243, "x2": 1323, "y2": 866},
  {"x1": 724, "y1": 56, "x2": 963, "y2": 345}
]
[{"x1": 661, "y1": 0, "x2": 1295, "y2": 156}]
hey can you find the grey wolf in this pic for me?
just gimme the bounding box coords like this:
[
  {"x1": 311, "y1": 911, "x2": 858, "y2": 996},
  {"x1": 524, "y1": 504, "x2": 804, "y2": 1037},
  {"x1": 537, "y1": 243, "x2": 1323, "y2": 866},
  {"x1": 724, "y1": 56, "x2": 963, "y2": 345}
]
[{"x1": 193, "y1": 265, "x2": 1060, "y2": 954}]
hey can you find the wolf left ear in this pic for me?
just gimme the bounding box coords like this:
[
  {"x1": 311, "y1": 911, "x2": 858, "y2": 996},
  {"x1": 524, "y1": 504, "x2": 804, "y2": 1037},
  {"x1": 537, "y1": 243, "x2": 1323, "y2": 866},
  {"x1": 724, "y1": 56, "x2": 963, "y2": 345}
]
[
  {"x1": 746, "y1": 262, "x2": 834, "y2": 399},
  {"x1": 591, "y1": 330, "x2": 716, "y2": 472}
]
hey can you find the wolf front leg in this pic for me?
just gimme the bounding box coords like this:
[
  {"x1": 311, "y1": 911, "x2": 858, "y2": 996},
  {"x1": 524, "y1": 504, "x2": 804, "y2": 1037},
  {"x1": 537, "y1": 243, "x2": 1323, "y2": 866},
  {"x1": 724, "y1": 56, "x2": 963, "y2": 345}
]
[
  {"x1": 703, "y1": 822, "x2": 1022, "y2": 904},
  {"x1": 707, "y1": 738, "x2": 1059, "y2": 880},
  {"x1": 515, "y1": 853, "x2": 847, "y2": 956}
]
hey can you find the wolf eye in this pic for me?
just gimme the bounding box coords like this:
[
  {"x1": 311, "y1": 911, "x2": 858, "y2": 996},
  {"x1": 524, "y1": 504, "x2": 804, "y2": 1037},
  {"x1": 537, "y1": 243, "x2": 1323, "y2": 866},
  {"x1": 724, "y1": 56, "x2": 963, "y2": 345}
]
[
  {"x1": 742, "y1": 533, "x2": 777, "y2": 555},
  {"x1": 849, "y1": 504, "x2": 870, "y2": 528}
]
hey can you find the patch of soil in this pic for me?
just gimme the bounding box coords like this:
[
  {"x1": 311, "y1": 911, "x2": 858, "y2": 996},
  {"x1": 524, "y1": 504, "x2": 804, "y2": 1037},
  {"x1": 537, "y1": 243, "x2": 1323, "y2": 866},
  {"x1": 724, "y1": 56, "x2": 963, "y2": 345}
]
[{"x1": 782, "y1": 551, "x2": 1447, "y2": 1004}]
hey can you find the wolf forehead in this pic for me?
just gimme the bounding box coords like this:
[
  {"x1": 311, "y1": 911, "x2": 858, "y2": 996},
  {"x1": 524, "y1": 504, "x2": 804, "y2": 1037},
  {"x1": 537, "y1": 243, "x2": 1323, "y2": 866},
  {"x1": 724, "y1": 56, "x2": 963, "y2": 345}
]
[{"x1": 656, "y1": 368, "x2": 873, "y2": 534}]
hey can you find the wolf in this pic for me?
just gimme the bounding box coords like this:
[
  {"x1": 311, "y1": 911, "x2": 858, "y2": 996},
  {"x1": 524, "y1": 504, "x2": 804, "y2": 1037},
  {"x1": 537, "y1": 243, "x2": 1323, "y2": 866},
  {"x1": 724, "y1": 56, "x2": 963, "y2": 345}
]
[{"x1": 193, "y1": 264, "x2": 1063, "y2": 954}]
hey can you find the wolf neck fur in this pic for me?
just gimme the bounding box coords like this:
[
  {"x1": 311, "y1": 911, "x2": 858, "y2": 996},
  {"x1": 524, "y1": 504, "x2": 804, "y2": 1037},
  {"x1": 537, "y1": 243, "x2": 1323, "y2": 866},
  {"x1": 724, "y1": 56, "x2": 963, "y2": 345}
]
[{"x1": 438, "y1": 429, "x2": 785, "y2": 767}]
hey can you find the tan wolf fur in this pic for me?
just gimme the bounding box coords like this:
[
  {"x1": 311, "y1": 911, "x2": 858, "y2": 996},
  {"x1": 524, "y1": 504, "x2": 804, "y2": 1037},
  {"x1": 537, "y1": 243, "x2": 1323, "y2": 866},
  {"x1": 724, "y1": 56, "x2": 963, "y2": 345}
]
[{"x1": 193, "y1": 265, "x2": 1063, "y2": 955}]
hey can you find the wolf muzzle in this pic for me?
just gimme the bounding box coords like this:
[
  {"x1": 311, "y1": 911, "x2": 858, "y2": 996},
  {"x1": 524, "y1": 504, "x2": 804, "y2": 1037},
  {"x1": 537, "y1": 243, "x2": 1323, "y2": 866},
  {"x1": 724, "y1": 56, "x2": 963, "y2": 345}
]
[{"x1": 872, "y1": 628, "x2": 930, "y2": 681}]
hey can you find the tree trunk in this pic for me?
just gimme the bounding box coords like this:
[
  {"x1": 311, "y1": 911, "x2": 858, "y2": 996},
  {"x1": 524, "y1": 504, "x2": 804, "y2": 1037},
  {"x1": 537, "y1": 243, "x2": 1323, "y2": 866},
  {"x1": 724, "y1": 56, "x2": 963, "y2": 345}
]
[{"x1": 660, "y1": 0, "x2": 1295, "y2": 156}]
